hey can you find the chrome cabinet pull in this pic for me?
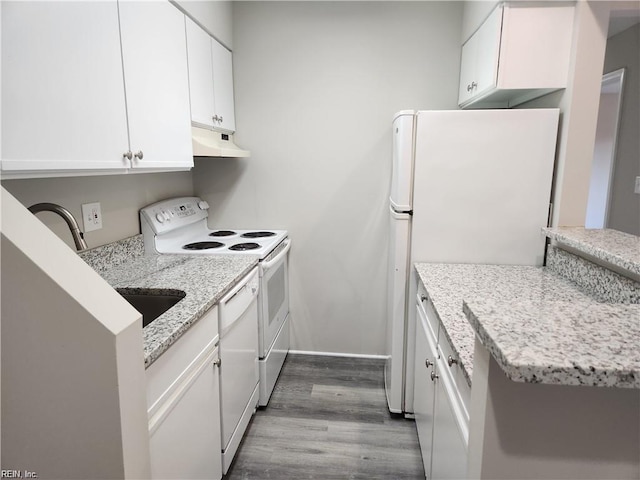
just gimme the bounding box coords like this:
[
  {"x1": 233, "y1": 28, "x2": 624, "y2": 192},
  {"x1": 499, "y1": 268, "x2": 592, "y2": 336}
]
[
  {"x1": 425, "y1": 359, "x2": 433, "y2": 368},
  {"x1": 447, "y1": 355, "x2": 458, "y2": 367},
  {"x1": 213, "y1": 358, "x2": 221, "y2": 368},
  {"x1": 467, "y1": 81, "x2": 478, "y2": 92},
  {"x1": 134, "y1": 150, "x2": 144, "y2": 160},
  {"x1": 123, "y1": 150, "x2": 133, "y2": 160},
  {"x1": 420, "y1": 294, "x2": 428, "y2": 303},
  {"x1": 430, "y1": 371, "x2": 439, "y2": 382}
]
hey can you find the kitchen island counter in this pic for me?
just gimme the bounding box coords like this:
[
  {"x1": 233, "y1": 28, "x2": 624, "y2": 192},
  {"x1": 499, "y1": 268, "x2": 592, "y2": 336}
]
[
  {"x1": 415, "y1": 261, "x2": 639, "y2": 479},
  {"x1": 544, "y1": 226, "x2": 640, "y2": 277},
  {"x1": 415, "y1": 263, "x2": 640, "y2": 388},
  {"x1": 81, "y1": 236, "x2": 258, "y2": 367}
]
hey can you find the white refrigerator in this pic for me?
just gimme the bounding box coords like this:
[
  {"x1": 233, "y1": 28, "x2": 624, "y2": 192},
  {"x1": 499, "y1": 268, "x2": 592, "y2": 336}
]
[{"x1": 384, "y1": 108, "x2": 560, "y2": 414}]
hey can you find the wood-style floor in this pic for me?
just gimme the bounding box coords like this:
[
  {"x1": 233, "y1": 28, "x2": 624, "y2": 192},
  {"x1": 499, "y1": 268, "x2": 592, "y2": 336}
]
[{"x1": 225, "y1": 354, "x2": 425, "y2": 479}]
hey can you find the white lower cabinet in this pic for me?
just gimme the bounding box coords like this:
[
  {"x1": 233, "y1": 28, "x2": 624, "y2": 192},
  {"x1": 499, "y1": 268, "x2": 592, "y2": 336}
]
[
  {"x1": 430, "y1": 354, "x2": 468, "y2": 479},
  {"x1": 146, "y1": 306, "x2": 222, "y2": 480},
  {"x1": 414, "y1": 304, "x2": 438, "y2": 477},
  {"x1": 414, "y1": 284, "x2": 470, "y2": 479},
  {"x1": 149, "y1": 347, "x2": 222, "y2": 479}
]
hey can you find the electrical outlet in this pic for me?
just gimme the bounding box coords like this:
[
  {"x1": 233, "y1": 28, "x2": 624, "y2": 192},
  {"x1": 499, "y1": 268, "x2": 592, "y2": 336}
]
[
  {"x1": 635, "y1": 176, "x2": 640, "y2": 195},
  {"x1": 82, "y1": 202, "x2": 102, "y2": 232}
]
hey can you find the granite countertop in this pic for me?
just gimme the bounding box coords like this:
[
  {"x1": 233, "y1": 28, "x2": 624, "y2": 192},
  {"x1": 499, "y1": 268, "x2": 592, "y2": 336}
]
[
  {"x1": 544, "y1": 227, "x2": 640, "y2": 277},
  {"x1": 97, "y1": 253, "x2": 259, "y2": 368},
  {"x1": 415, "y1": 263, "x2": 640, "y2": 389}
]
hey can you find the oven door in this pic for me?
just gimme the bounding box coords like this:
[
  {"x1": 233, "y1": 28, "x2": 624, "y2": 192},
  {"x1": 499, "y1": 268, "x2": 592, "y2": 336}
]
[{"x1": 258, "y1": 239, "x2": 291, "y2": 358}]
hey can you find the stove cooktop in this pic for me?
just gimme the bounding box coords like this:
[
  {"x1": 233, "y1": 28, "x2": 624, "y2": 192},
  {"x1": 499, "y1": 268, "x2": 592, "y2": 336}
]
[
  {"x1": 140, "y1": 197, "x2": 288, "y2": 259},
  {"x1": 155, "y1": 228, "x2": 288, "y2": 259}
]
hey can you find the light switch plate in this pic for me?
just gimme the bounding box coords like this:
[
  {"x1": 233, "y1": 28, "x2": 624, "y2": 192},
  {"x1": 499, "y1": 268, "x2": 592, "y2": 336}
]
[{"x1": 82, "y1": 202, "x2": 102, "y2": 232}]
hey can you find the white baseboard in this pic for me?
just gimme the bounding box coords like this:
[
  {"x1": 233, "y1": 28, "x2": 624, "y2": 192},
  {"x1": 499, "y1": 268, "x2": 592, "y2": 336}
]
[{"x1": 288, "y1": 350, "x2": 387, "y2": 360}]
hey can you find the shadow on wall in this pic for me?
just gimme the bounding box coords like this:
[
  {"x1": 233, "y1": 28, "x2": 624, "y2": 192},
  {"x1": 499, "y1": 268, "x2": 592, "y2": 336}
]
[{"x1": 192, "y1": 157, "x2": 248, "y2": 224}]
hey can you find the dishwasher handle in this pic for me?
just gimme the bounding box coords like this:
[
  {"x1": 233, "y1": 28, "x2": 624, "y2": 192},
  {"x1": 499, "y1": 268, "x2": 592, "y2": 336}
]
[{"x1": 219, "y1": 267, "x2": 259, "y2": 334}]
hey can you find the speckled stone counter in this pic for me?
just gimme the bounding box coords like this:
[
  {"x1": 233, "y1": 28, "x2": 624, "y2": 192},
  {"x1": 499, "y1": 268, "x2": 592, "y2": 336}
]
[
  {"x1": 544, "y1": 227, "x2": 640, "y2": 277},
  {"x1": 464, "y1": 295, "x2": 640, "y2": 388},
  {"x1": 81, "y1": 239, "x2": 259, "y2": 368},
  {"x1": 415, "y1": 263, "x2": 640, "y2": 389}
]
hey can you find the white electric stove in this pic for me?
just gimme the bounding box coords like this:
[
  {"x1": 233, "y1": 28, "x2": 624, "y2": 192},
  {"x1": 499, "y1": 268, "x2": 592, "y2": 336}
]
[{"x1": 140, "y1": 196, "x2": 291, "y2": 470}]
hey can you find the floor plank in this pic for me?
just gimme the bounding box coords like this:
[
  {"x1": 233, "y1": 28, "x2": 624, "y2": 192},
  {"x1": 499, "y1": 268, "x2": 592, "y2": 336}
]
[{"x1": 225, "y1": 354, "x2": 425, "y2": 479}]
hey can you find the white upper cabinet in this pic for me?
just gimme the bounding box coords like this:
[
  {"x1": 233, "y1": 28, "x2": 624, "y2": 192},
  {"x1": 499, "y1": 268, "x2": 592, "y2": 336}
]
[
  {"x1": 186, "y1": 17, "x2": 236, "y2": 133},
  {"x1": 1, "y1": 1, "x2": 193, "y2": 178},
  {"x1": 458, "y1": 4, "x2": 575, "y2": 109},
  {"x1": 1, "y1": 1, "x2": 130, "y2": 175},
  {"x1": 210, "y1": 39, "x2": 236, "y2": 133},
  {"x1": 119, "y1": 1, "x2": 193, "y2": 171},
  {"x1": 186, "y1": 17, "x2": 216, "y2": 128}
]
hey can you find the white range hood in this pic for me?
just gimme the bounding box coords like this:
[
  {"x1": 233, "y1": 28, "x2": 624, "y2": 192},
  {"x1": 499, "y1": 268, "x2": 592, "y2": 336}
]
[{"x1": 192, "y1": 126, "x2": 250, "y2": 158}]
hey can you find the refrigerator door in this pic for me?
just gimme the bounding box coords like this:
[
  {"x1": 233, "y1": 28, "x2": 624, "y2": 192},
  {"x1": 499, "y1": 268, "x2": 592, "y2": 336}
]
[
  {"x1": 385, "y1": 206, "x2": 411, "y2": 414},
  {"x1": 410, "y1": 108, "x2": 559, "y2": 266},
  {"x1": 389, "y1": 111, "x2": 416, "y2": 212}
]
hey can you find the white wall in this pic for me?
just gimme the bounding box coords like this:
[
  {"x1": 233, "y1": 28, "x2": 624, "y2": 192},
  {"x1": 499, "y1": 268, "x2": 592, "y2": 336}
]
[
  {"x1": 1, "y1": 188, "x2": 150, "y2": 479},
  {"x1": 2, "y1": 172, "x2": 193, "y2": 250},
  {"x1": 461, "y1": 0, "x2": 498, "y2": 42},
  {"x1": 194, "y1": 1, "x2": 463, "y2": 355},
  {"x1": 173, "y1": 0, "x2": 233, "y2": 48},
  {"x1": 603, "y1": 23, "x2": 640, "y2": 235},
  {"x1": 518, "y1": 1, "x2": 611, "y2": 227}
]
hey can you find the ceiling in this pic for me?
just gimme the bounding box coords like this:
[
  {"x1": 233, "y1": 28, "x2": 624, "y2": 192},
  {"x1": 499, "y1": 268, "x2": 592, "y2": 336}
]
[{"x1": 608, "y1": 7, "x2": 640, "y2": 37}]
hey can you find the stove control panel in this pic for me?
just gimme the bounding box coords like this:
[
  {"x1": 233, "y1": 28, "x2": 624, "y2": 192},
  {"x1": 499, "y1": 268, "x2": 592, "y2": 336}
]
[{"x1": 140, "y1": 197, "x2": 209, "y2": 236}]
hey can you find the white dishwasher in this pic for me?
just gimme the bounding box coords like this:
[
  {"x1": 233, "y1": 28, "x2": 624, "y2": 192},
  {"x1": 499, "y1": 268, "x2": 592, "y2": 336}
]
[{"x1": 219, "y1": 266, "x2": 260, "y2": 474}]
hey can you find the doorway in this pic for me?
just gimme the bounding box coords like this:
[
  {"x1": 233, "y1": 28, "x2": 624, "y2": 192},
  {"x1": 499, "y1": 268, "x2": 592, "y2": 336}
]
[{"x1": 585, "y1": 68, "x2": 625, "y2": 229}]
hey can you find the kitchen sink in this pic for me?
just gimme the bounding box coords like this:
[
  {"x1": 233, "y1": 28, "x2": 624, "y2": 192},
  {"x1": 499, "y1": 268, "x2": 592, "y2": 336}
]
[{"x1": 116, "y1": 289, "x2": 186, "y2": 328}]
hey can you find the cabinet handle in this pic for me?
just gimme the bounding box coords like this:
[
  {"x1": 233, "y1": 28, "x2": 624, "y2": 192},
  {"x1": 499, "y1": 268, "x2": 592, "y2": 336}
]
[
  {"x1": 212, "y1": 115, "x2": 222, "y2": 123},
  {"x1": 219, "y1": 116, "x2": 223, "y2": 123},
  {"x1": 447, "y1": 355, "x2": 459, "y2": 367},
  {"x1": 123, "y1": 150, "x2": 133, "y2": 160},
  {"x1": 134, "y1": 150, "x2": 144, "y2": 160},
  {"x1": 425, "y1": 359, "x2": 433, "y2": 368},
  {"x1": 430, "y1": 371, "x2": 439, "y2": 382},
  {"x1": 213, "y1": 358, "x2": 221, "y2": 368},
  {"x1": 467, "y1": 81, "x2": 478, "y2": 92},
  {"x1": 420, "y1": 294, "x2": 428, "y2": 303}
]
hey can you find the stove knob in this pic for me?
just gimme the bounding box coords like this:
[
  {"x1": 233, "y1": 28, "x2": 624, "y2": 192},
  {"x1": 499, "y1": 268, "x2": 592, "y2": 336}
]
[
  {"x1": 198, "y1": 201, "x2": 209, "y2": 210},
  {"x1": 155, "y1": 212, "x2": 165, "y2": 223}
]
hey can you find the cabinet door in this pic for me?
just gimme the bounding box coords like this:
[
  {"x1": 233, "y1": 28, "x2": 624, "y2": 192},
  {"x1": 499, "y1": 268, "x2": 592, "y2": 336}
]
[
  {"x1": 414, "y1": 304, "x2": 438, "y2": 478},
  {"x1": 1, "y1": 1, "x2": 130, "y2": 174},
  {"x1": 149, "y1": 347, "x2": 223, "y2": 480},
  {"x1": 186, "y1": 16, "x2": 216, "y2": 127},
  {"x1": 458, "y1": 32, "x2": 479, "y2": 105},
  {"x1": 431, "y1": 361, "x2": 468, "y2": 479},
  {"x1": 119, "y1": 1, "x2": 193, "y2": 170},
  {"x1": 211, "y1": 39, "x2": 236, "y2": 133},
  {"x1": 473, "y1": 5, "x2": 502, "y2": 100}
]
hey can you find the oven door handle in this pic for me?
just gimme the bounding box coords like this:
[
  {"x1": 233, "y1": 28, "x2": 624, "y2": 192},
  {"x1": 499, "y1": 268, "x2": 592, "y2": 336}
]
[{"x1": 261, "y1": 239, "x2": 291, "y2": 271}]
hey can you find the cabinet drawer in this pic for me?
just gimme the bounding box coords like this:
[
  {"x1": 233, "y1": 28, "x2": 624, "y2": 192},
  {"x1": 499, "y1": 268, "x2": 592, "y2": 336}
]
[
  {"x1": 438, "y1": 327, "x2": 471, "y2": 424},
  {"x1": 417, "y1": 282, "x2": 439, "y2": 341},
  {"x1": 146, "y1": 305, "x2": 218, "y2": 410}
]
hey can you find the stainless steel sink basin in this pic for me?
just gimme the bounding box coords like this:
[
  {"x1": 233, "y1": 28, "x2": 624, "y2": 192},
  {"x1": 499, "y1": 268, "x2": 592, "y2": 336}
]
[{"x1": 116, "y1": 289, "x2": 186, "y2": 328}]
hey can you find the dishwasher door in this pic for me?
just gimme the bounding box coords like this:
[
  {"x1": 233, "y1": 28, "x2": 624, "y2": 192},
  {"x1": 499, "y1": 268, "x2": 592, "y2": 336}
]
[{"x1": 218, "y1": 267, "x2": 259, "y2": 472}]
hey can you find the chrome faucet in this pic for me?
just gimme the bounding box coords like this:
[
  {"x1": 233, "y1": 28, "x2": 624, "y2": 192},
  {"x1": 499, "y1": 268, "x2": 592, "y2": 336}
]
[{"x1": 28, "y1": 202, "x2": 88, "y2": 251}]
